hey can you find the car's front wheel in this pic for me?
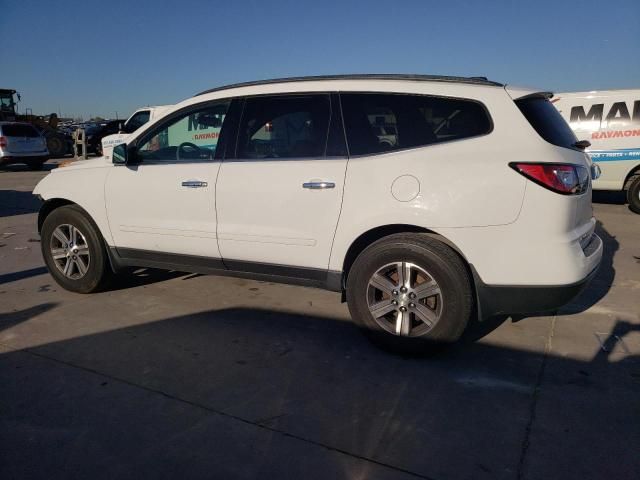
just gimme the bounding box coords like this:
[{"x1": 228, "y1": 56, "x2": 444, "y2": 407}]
[
  {"x1": 41, "y1": 205, "x2": 111, "y2": 293},
  {"x1": 346, "y1": 233, "x2": 473, "y2": 354}
]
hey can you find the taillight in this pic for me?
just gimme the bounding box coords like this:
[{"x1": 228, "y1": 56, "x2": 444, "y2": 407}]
[
  {"x1": 0, "y1": 136, "x2": 7, "y2": 148},
  {"x1": 510, "y1": 162, "x2": 589, "y2": 195}
]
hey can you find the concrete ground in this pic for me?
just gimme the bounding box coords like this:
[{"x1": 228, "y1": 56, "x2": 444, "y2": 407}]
[{"x1": 1, "y1": 158, "x2": 639, "y2": 480}]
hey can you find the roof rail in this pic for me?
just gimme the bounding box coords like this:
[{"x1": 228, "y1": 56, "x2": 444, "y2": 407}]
[{"x1": 195, "y1": 74, "x2": 503, "y2": 96}]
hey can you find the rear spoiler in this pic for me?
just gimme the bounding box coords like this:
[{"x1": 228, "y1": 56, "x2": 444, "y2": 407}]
[{"x1": 504, "y1": 85, "x2": 554, "y2": 100}]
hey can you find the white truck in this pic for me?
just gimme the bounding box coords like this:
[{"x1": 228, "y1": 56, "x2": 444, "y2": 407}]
[
  {"x1": 553, "y1": 89, "x2": 640, "y2": 212},
  {"x1": 101, "y1": 105, "x2": 172, "y2": 158}
]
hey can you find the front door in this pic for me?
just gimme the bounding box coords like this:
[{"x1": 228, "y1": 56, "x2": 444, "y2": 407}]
[
  {"x1": 104, "y1": 100, "x2": 232, "y2": 258},
  {"x1": 216, "y1": 93, "x2": 348, "y2": 272}
]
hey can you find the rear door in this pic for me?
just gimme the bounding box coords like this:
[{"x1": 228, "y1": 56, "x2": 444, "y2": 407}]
[{"x1": 216, "y1": 93, "x2": 348, "y2": 271}]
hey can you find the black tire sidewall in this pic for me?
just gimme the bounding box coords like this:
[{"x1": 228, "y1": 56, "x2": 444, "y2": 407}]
[
  {"x1": 627, "y1": 176, "x2": 640, "y2": 214},
  {"x1": 41, "y1": 206, "x2": 108, "y2": 293},
  {"x1": 346, "y1": 237, "x2": 472, "y2": 352},
  {"x1": 46, "y1": 136, "x2": 65, "y2": 157}
]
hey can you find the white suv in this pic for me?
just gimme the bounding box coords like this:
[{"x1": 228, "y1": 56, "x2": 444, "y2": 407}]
[{"x1": 33, "y1": 75, "x2": 603, "y2": 353}]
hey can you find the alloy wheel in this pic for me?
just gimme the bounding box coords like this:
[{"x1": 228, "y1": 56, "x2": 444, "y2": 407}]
[
  {"x1": 49, "y1": 224, "x2": 91, "y2": 279},
  {"x1": 367, "y1": 261, "x2": 443, "y2": 337}
]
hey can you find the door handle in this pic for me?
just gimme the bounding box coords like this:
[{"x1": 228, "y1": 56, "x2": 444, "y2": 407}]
[
  {"x1": 181, "y1": 180, "x2": 208, "y2": 188},
  {"x1": 303, "y1": 181, "x2": 335, "y2": 189}
]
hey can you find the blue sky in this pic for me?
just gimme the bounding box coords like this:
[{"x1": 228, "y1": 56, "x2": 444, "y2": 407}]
[{"x1": 2, "y1": 0, "x2": 638, "y2": 119}]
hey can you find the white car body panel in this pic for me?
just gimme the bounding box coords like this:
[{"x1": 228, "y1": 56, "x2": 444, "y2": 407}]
[
  {"x1": 33, "y1": 157, "x2": 115, "y2": 245},
  {"x1": 104, "y1": 161, "x2": 221, "y2": 257},
  {"x1": 552, "y1": 89, "x2": 640, "y2": 190},
  {"x1": 216, "y1": 158, "x2": 348, "y2": 269}
]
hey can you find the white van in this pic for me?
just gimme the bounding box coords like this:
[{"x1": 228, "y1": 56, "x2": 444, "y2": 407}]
[
  {"x1": 101, "y1": 105, "x2": 172, "y2": 158},
  {"x1": 553, "y1": 89, "x2": 640, "y2": 212}
]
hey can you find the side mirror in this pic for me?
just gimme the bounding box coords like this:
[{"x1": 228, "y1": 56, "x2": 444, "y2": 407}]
[{"x1": 112, "y1": 143, "x2": 128, "y2": 164}]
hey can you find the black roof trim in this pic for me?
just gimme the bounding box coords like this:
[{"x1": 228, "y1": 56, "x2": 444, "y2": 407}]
[
  {"x1": 513, "y1": 91, "x2": 554, "y2": 101},
  {"x1": 196, "y1": 74, "x2": 503, "y2": 96}
]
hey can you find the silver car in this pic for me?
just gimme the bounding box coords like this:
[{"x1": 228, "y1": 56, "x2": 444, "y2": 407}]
[{"x1": 0, "y1": 122, "x2": 49, "y2": 170}]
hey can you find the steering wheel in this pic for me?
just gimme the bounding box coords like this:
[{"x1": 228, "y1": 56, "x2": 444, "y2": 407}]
[{"x1": 177, "y1": 142, "x2": 202, "y2": 160}]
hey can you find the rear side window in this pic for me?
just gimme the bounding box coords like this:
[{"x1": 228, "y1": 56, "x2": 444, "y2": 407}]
[
  {"x1": 237, "y1": 95, "x2": 331, "y2": 159},
  {"x1": 516, "y1": 97, "x2": 578, "y2": 149},
  {"x1": 340, "y1": 93, "x2": 492, "y2": 156},
  {"x1": 2, "y1": 124, "x2": 39, "y2": 137}
]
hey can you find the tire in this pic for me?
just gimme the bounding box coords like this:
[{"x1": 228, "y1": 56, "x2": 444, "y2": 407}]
[
  {"x1": 346, "y1": 233, "x2": 473, "y2": 355},
  {"x1": 41, "y1": 205, "x2": 111, "y2": 293},
  {"x1": 626, "y1": 174, "x2": 640, "y2": 214},
  {"x1": 94, "y1": 141, "x2": 103, "y2": 157},
  {"x1": 46, "y1": 135, "x2": 66, "y2": 157}
]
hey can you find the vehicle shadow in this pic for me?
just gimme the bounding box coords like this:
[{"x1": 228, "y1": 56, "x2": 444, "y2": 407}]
[
  {"x1": 0, "y1": 266, "x2": 188, "y2": 291},
  {"x1": 0, "y1": 266, "x2": 49, "y2": 285},
  {"x1": 0, "y1": 189, "x2": 42, "y2": 217},
  {"x1": 107, "y1": 267, "x2": 189, "y2": 291},
  {"x1": 0, "y1": 162, "x2": 58, "y2": 172},
  {"x1": 559, "y1": 220, "x2": 618, "y2": 315},
  {"x1": 0, "y1": 302, "x2": 57, "y2": 334},
  {"x1": 0, "y1": 306, "x2": 637, "y2": 480}
]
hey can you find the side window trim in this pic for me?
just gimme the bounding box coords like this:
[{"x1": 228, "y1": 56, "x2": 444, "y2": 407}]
[{"x1": 132, "y1": 98, "x2": 235, "y2": 164}]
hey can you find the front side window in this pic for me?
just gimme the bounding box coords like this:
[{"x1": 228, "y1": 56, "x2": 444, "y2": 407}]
[
  {"x1": 341, "y1": 93, "x2": 492, "y2": 156},
  {"x1": 138, "y1": 102, "x2": 230, "y2": 162},
  {"x1": 236, "y1": 95, "x2": 331, "y2": 159}
]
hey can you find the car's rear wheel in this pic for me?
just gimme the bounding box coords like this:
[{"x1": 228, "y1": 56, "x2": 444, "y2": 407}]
[
  {"x1": 346, "y1": 233, "x2": 473, "y2": 354},
  {"x1": 626, "y1": 174, "x2": 640, "y2": 214},
  {"x1": 41, "y1": 205, "x2": 111, "y2": 293}
]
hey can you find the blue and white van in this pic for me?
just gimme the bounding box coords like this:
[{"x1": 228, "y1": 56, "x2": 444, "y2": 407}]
[{"x1": 553, "y1": 89, "x2": 640, "y2": 212}]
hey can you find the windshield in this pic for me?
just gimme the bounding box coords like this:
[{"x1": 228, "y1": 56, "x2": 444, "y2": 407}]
[
  {"x1": 124, "y1": 110, "x2": 151, "y2": 133},
  {"x1": 0, "y1": 93, "x2": 15, "y2": 112}
]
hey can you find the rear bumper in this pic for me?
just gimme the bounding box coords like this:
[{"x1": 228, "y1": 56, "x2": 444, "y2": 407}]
[{"x1": 472, "y1": 235, "x2": 602, "y2": 318}]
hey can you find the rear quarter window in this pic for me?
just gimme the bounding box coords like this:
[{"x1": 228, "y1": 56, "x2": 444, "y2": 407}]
[
  {"x1": 1, "y1": 124, "x2": 40, "y2": 137},
  {"x1": 516, "y1": 97, "x2": 578, "y2": 149},
  {"x1": 340, "y1": 93, "x2": 492, "y2": 156}
]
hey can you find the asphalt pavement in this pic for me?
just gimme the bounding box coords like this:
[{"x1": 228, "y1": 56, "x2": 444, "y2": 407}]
[{"x1": 1, "y1": 159, "x2": 639, "y2": 480}]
